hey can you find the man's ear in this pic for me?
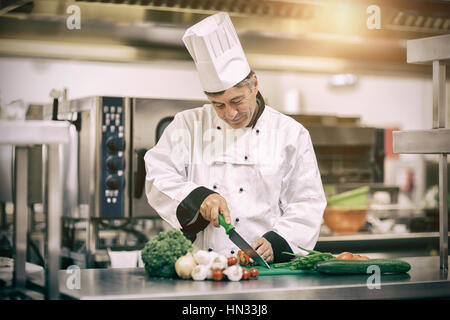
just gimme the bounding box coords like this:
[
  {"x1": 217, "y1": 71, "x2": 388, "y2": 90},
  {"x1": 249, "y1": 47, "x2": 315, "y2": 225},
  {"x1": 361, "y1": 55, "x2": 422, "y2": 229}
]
[{"x1": 252, "y1": 73, "x2": 258, "y2": 92}]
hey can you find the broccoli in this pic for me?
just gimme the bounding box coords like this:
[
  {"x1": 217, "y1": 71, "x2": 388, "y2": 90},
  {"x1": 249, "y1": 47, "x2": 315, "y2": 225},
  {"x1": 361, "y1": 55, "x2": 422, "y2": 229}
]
[{"x1": 141, "y1": 229, "x2": 193, "y2": 278}]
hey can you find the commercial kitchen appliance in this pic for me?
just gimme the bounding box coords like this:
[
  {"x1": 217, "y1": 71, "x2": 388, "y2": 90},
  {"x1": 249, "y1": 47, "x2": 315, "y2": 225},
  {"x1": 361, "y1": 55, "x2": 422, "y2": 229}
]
[
  {"x1": 44, "y1": 96, "x2": 207, "y2": 266},
  {"x1": 47, "y1": 96, "x2": 207, "y2": 219},
  {"x1": 289, "y1": 114, "x2": 387, "y2": 193}
]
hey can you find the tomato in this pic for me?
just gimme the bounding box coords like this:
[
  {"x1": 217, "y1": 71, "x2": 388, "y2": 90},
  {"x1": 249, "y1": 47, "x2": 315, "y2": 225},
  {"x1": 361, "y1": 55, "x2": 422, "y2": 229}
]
[
  {"x1": 249, "y1": 268, "x2": 259, "y2": 278},
  {"x1": 352, "y1": 254, "x2": 370, "y2": 260},
  {"x1": 336, "y1": 252, "x2": 354, "y2": 260},
  {"x1": 242, "y1": 268, "x2": 251, "y2": 280},
  {"x1": 212, "y1": 269, "x2": 223, "y2": 281},
  {"x1": 238, "y1": 250, "x2": 250, "y2": 266},
  {"x1": 227, "y1": 256, "x2": 238, "y2": 266}
]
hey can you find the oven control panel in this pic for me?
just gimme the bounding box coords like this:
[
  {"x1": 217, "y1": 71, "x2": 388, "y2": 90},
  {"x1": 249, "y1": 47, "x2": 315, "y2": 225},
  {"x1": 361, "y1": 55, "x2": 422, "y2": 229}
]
[{"x1": 100, "y1": 97, "x2": 125, "y2": 217}]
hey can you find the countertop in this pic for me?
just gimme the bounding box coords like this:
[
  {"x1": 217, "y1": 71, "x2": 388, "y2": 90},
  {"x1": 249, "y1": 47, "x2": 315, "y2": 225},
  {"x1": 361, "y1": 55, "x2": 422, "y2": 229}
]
[{"x1": 27, "y1": 256, "x2": 449, "y2": 300}]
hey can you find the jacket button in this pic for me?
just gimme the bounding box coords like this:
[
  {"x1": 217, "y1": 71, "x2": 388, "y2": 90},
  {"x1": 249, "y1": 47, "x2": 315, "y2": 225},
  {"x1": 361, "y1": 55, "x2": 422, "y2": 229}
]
[
  {"x1": 213, "y1": 185, "x2": 217, "y2": 189},
  {"x1": 208, "y1": 248, "x2": 213, "y2": 252},
  {"x1": 235, "y1": 218, "x2": 239, "y2": 223},
  {"x1": 244, "y1": 156, "x2": 248, "y2": 160},
  {"x1": 239, "y1": 188, "x2": 244, "y2": 192},
  {"x1": 217, "y1": 126, "x2": 221, "y2": 130},
  {"x1": 256, "y1": 129, "x2": 260, "y2": 134}
]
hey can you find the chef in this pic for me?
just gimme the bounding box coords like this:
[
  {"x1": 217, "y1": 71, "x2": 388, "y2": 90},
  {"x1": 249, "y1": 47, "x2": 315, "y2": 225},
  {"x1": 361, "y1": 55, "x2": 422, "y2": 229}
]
[{"x1": 144, "y1": 12, "x2": 326, "y2": 263}]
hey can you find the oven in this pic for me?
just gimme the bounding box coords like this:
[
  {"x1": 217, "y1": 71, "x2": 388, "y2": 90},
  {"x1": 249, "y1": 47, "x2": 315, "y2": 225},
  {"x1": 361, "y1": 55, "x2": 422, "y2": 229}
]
[{"x1": 43, "y1": 96, "x2": 206, "y2": 266}]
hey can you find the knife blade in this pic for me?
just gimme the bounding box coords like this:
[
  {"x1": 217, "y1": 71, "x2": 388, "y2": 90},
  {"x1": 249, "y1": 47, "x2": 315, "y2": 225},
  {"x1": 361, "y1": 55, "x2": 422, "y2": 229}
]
[{"x1": 218, "y1": 213, "x2": 270, "y2": 269}]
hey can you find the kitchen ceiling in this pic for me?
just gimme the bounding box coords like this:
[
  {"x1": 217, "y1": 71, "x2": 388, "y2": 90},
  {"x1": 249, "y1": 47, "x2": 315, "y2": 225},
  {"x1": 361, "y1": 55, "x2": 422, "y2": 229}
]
[{"x1": 0, "y1": 0, "x2": 449, "y2": 75}]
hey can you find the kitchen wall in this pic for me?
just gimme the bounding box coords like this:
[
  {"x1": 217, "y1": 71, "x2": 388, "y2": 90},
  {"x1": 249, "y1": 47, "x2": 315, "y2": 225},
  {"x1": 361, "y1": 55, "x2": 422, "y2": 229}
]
[{"x1": 0, "y1": 56, "x2": 444, "y2": 132}]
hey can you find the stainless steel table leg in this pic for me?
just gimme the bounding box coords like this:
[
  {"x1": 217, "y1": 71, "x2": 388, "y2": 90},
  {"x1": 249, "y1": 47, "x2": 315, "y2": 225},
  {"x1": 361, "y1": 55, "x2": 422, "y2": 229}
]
[
  {"x1": 433, "y1": 59, "x2": 448, "y2": 274},
  {"x1": 13, "y1": 146, "x2": 28, "y2": 291},
  {"x1": 439, "y1": 154, "x2": 448, "y2": 273},
  {"x1": 45, "y1": 144, "x2": 62, "y2": 300},
  {"x1": 432, "y1": 61, "x2": 446, "y2": 129}
]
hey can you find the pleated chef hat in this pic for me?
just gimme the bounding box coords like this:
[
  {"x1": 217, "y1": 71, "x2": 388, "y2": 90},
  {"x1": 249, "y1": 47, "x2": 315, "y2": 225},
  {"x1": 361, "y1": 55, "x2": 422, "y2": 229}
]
[{"x1": 182, "y1": 12, "x2": 250, "y2": 93}]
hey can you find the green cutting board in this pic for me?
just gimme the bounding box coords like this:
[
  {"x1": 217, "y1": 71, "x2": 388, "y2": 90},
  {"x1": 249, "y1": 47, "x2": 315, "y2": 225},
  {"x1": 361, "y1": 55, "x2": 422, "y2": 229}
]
[{"x1": 244, "y1": 265, "x2": 315, "y2": 276}]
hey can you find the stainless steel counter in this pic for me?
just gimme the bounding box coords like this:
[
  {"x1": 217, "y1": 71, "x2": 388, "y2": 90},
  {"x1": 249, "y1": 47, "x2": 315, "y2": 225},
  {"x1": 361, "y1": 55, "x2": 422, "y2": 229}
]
[{"x1": 28, "y1": 256, "x2": 449, "y2": 300}]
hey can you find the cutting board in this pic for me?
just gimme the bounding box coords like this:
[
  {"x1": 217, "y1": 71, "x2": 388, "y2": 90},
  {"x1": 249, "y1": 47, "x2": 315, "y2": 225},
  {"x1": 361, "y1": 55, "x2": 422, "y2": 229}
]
[{"x1": 244, "y1": 265, "x2": 315, "y2": 276}]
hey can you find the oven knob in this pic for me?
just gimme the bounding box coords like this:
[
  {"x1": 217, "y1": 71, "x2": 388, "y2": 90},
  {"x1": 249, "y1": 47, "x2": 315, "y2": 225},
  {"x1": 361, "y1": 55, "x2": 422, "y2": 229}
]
[
  {"x1": 106, "y1": 137, "x2": 125, "y2": 154},
  {"x1": 106, "y1": 156, "x2": 124, "y2": 173},
  {"x1": 105, "y1": 175, "x2": 120, "y2": 190}
]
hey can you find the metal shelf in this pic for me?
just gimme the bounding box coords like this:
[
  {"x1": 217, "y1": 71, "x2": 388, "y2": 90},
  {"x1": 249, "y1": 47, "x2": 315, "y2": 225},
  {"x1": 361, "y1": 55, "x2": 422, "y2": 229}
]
[
  {"x1": 393, "y1": 34, "x2": 449, "y2": 272},
  {"x1": 0, "y1": 120, "x2": 71, "y2": 145},
  {"x1": 393, "y1": 128, "x2": 450, "y2": 154},
  {"x1": 316, "y1": 232, "x2": 448, "y2": 258},
  {"x1": 319, "y1": 231, "x2": 447, "y2": 242},
  {"x1": 407, "y1": 34, "x2": 450, "y2": 64}
]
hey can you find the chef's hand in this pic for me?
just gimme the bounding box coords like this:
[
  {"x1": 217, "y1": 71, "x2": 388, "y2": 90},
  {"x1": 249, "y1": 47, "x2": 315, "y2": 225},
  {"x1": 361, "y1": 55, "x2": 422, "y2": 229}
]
[
  {"x1": 200, "y1": 194, "x2": 231, "y2": 228},
  {"x1": 251, "y1": 238, "x2": 274, "y2": 263}
]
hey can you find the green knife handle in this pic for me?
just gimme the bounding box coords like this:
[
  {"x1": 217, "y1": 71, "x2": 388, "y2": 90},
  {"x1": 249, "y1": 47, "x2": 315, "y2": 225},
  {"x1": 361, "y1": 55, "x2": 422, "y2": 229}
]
[{"x1": 218, "y1": 212, "x2": 234, "y2": 235}]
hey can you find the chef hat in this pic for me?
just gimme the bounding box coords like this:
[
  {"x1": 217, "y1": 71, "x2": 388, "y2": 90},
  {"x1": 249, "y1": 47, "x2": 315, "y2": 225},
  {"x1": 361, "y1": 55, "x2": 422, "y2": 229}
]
[{"x1": 182, "y1": 12, "x2": 251, "y2": 93}]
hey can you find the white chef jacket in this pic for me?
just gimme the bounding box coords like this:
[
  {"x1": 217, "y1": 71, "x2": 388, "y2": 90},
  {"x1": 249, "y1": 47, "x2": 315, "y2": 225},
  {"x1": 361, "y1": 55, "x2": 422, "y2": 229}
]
[{"x1": 144, "y1": 102, "x2": 327, "y2": 260}]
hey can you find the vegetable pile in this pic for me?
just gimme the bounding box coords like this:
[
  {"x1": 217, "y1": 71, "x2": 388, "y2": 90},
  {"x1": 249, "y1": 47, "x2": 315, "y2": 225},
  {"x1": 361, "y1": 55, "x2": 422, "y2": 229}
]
[
  {"x1": 140, "y1": 231, "x2": 410, "y2": 278},
  {"x1": 273, "y1": 246, "x2": 411, "y2": 275},
  {"x1": 272, "y1": 246, "x2": 376, "y2": 271},
  {"x1": 273, "y1": 246, "x2": 336, "y2": 271},
  {"x1": 175, "y1": 249, "x2": 259, "y2": 281},
  {"x1": 140, "y1": 229, "x2": 259, "y2": 281},
  {"x1": 141, "y1": 230, "x2": 193, "y2": 278}
]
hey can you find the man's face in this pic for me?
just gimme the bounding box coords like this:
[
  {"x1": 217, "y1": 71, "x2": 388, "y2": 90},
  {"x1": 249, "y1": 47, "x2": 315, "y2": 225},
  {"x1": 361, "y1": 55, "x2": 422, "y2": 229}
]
[{"x1": 208, "y1": 75, "x2": 259, "y2": 129}]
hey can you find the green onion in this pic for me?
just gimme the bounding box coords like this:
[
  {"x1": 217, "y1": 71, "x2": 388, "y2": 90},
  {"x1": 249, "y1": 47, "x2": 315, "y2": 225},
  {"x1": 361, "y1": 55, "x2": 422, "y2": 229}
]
[{"x1": 276, "y1": 246, "x2": 336, "y2": 271}]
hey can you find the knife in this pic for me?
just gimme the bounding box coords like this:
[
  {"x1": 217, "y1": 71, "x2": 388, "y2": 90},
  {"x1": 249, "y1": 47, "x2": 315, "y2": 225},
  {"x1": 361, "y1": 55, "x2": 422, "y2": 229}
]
[{"x1": 218, "y1": 213, "x2": 270, "y2": 269}]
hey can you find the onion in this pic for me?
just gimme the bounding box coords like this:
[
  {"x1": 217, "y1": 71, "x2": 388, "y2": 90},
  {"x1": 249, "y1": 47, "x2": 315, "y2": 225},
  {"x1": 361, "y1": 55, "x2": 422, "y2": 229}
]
[
  {"x1": 191, "y1": 264, "x2": 209, "y2": 281},
  {"x1": 210, "y1": 254, "x2": 228, "y2": 270},
  {"x1": 193, "y1": 251, "x2": 221, "y2": 279},
  {"x1": 208, "y1": 251, "x2": 219, "y2": 262},
  {"x1": 193, "y1": 250, "x2": 211, "y2": 265},
  {"x1": 206, "y1": 267, "x2": 213, "y2": 280},
  {"x1": 175, "y1": 252, "x2": 197, "y2": 279},
  {"x1": 223, "y1": 265, "x2": 243, "y2": 282}
]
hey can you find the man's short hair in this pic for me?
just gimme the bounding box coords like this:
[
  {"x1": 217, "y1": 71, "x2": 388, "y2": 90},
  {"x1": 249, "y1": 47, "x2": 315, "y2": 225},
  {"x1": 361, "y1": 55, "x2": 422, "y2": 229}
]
[{"x1": 204, "y1": 70, "x2": 255, "y2": 97}]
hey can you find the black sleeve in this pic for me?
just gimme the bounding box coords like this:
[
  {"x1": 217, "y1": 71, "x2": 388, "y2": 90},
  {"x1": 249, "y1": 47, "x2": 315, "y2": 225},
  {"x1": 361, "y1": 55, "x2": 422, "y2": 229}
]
[
  {"x1": 176, "y1": 186, "x2": 216, "y2": 241},
  {"x1": 262, "y1": 231, "x2": 294, "y2": 263}
]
